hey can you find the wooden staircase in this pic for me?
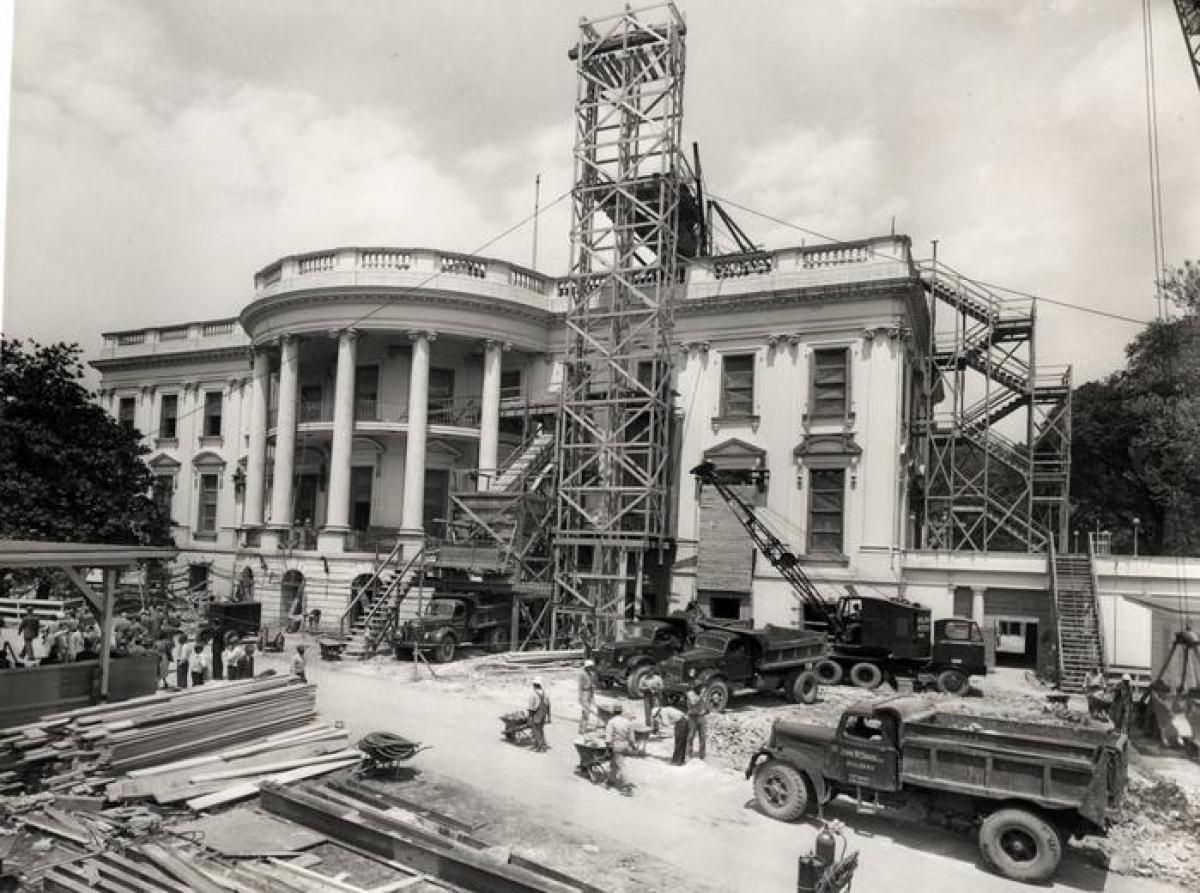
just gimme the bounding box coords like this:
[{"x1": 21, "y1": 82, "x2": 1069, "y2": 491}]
[
  {"x1": 339, "y1": 545, "x2": 430, "y2": 659},
  {"x1": 1051, "y1": 546, "x2": 1105, "y2": 692}
]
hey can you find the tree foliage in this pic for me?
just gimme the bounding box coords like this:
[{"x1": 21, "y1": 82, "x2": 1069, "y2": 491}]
[
  {"x1": 0, "y1": 338, "x2": 170, "y2": 545},
  {"x1": 1069, "y1": 263, "x2": 1200, "y2": 555}
]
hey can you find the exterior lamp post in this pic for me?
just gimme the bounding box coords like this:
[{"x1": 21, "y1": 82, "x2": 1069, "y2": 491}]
[{"x1": 1133, "y1": 517, "x2": 1141, "y2": 557}]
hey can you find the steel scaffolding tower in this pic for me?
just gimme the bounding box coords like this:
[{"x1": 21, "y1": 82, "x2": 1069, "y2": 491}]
[
  {"x1": 1175, "y1": 0, "x2": 1200, "y2": 95},
  {"x1": 551, "y1": 4, "x2": 690, "y2": 644},
  {"x1": 918, "y1": 262, "x2": 1071, "y2": 553}
]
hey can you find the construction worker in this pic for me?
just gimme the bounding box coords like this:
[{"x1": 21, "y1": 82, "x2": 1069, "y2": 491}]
[
  {"x1": 1084, "y1": 666, "x2": 1109, "y2": 720},
  {"x1": 527, "y1": 678, "x2": 551, "y2": 752},
  {"x1": 639, "y1": 668, "x2": 663, "y2": 727},
  {"x1": 173, "y1": 634, "x2": 191, "y2": 689},
  {"x1": 1110, "y1": 674, "x2": 1134, "y2": 733},
  {"x1": 653, "y1": 704, "x2": 689, "y2": 766},
  {"x1": 685, "y1": 680, "x2": 709, "y2": 761},
  {"x1": 190, "y1": 638, "x2": 210, "y2": 687},
  {"x1": 604, "y1": 702, "x2": 637, "y2": 787},
  {"x1": 292, "y1": 643, "x2": 308, "y2": 683},
  {"x1": 578, "y1": 659, "x2": 597, "y2": 734},
  {"x1": 18, "y1": 607, "x2": 39, "y2": 662}
]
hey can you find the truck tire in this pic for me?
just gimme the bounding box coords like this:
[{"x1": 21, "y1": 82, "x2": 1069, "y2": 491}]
[
  {"x1": 936, "y1": 668, "x2": 969, "y2": 695},
  {"x1": 626, "y1": 665, "x2": 651, "y2": 699},
  {"x1": 704, "y1": 678, "x2": 730, "y2": 713},
  {"x1": 816, "y1": 659, "x2": 844, "y2": 685},
  {"x1": 979, "y1": 808, "x2": 1062, "y2": 884},
  {"x1": 434, "y1": 634, "x2": 457, "y2": 664},
  {"x1": 788, "y1": 670, "x2": 819, "y2": 705},
  {"x1": 486, "y1": 625, "x2": 510, "y2": 654},
  {"x1": 849, "y1": 662, "x2": 883, "y2": 690},
  {"x1": 753, "y1": 760, "x2": 812, "y2": 822}
]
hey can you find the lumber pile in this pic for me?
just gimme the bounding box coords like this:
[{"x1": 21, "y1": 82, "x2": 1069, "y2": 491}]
[{"x1": 0, "y1": 676, "x2": 338, "y2": 803}]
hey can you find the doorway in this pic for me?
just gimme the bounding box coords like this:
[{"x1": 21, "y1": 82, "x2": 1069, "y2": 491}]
[
  {"x1": 350, "y1": 466, "x2": 373, "y2": 532},
  {"x1": 423, "y1": 469, "x2": 450, "y2": 536},
  {"x1": 281, "y1": 570, "x2": 305, "y2": 628},
  {"x1": 295, "y1": 474, "x2": 319, "y2": 530}
]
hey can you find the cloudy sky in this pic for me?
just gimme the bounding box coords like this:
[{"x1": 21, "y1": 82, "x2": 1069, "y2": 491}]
[{"x1": 3, "y1": 0, "x2": 1199, "y2": 385}]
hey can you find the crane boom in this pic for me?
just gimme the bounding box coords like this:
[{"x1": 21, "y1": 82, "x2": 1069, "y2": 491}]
[
  {"x1": 691, "y1": 461, "x2": 843, "y2": 638},
  {"x1": 1177, "y1": 0, "x2": 1200, "y2": 96}
]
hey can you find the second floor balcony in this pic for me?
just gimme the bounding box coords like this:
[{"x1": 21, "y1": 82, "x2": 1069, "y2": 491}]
[{"x1": 271, "y1": 395, "x2": 483, "y2": 435}]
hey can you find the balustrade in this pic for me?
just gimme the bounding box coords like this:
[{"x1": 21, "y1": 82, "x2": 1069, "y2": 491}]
[
  {"x1": 159, "y1": 326, "x2": 189, "y2": 341},
  {"x1": 297, "y1": 252, "x2": 336, "y2": 275},
  {"x1": 360, "y1": 249, "x2": 412, "y2": 270},
  {"x1": 201, "y1": 320, "x2": 235, "y2": 337},
  {"x1": 439, "y1": 253, "x2": 487, "y2": 279}
]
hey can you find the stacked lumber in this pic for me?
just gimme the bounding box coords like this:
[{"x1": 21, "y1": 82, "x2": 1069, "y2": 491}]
[{"x1": 0, "y1": 676, "x2": 327, "y2": 800}]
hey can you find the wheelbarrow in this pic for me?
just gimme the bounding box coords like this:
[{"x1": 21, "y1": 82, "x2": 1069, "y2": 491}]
[
  {"x1": 318, "y1": 638, "x2": 347, "y2": 661},
  {"x1": 573, "y1": 738, "x2": 611, "y2": 785},
  {"x1": 500, "y1": 710, "x2": 534, "y2": 746},
  {"x1": 355, "y1": 732, "x2": 430, "y2": 778}
]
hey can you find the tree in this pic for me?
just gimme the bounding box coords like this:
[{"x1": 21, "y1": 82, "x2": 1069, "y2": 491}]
[
  {"x1": 0, "y1": 338, "x2": 171, "y2": 545},
  {"x1": 1069, "y1": 262, "x2": 1200, "y2": 555}
]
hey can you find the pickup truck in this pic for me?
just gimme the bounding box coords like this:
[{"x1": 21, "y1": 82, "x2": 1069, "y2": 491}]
[
  {"x1": 746, "y1": 697, "x2": 1128, "y2": 883},
  {"x1": 660, "y1": 625, "x2": 830, "y2": 712}
]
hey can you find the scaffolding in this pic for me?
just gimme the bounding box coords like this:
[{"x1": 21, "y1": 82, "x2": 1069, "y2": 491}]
[
  {"x1": 550, "y1": 4, "x2": 692, "y2": 644},
  {"x1": 918, "y1": 261, "x2": 1071, "y2": 553}
]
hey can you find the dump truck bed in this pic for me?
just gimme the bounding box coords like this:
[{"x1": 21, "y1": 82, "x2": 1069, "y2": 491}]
[
  {"x1": 893, "y1": 707, "x2": 1126, "y2": 825},
  {"x1": 755, "y1": 626, "x2": 829, "y2": 670}
]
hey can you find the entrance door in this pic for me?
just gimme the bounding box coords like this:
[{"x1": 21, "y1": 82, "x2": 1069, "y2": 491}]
[
  {"x1": 295, "y1": 474, "x2": 319, "y2": 528},
  {"x1": 422, "y1": 469, "x2": 450, "y2": 535},
  {"x1": 350, "y1": 466, "x2": 373, "y2": 531}
]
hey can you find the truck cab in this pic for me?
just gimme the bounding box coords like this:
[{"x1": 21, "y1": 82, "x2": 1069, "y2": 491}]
[{"x1": 594, "y1": 616, "x2": 691, "y2": 697}]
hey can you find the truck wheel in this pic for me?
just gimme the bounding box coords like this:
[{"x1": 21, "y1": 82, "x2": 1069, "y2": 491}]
[
  {"x1": 849, "y1": 662, "x2": 883, "y2": 690},
  {"x1": 789, "y1": 670, "x2": 819, "y2": 705},
  {"x1": 753, "y1": 760, "x2": 811, "y2": 822},
  {"x1": 936, "y1": 668, "x2": 969, "y2": 695},
  {"x1": 979, "y1": 808, "x2": 1062, "y2": 883},
  {"x1": 486, "y1": 626, "x2": 510, "y2": 654},
  {"x1": 626, "y1": 666, "x2": 651, "y2": 699},
  {"x1": 434, "y1": 635, "x2": 457, "y2": 663},
  {"x1": 816, "y1": 660, "x2": 844, "y2": 685},
  {"x1": 704, "y1": 679, "x2": 730, "y2": 713}
]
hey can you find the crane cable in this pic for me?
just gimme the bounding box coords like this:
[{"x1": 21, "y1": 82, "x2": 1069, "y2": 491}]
[{"x1": 1143, "y1": 0, "x2": 1169, "y2": 321}]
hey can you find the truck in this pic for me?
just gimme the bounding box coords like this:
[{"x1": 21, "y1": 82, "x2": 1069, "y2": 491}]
[
  {"x1": 692, "y1": 461, "x2": 987, "y2": 694},
  {"x1": 392, "y1": 592, "x2": 515, "y2": 662},
  {"x1": 746, "y1": 697, "x2": 1128, "y2": 883},
  {"x1": 660, "y1": 624, "x2": 830, "y2": 711}
]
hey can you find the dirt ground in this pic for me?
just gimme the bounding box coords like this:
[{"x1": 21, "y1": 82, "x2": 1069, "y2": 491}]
[{"x1": 253, "y1": 641, "x2": 1194, "y2": 893}]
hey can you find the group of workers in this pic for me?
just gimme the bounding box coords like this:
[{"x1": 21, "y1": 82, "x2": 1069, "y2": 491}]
[
  {"x1": 1084, "y1": 666, "x2": 1135, "y2": 732},
  {"x1": 521, "y1": 658, "x2": 711, "y2": 789}
]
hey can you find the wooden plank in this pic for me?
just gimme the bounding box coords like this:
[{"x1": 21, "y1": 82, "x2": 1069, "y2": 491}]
[
  {"x1": 138, "y1": 843, "x2": 228, "y2": 893},
  {"x1": 186, "y1": 757, "x2": 360, "y2": 810},
  {"x1": 191, "y1": 748, "x2": 360, "y2": 783}
]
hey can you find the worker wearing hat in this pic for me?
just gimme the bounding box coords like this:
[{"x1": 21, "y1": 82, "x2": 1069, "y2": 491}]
[
  {"x1": 527, "y1": 678, "x2": 551, "y2": 753},
  {"x1": 1110, "y1": 673, "x2": 1134, "y2": 734},
  {"x1": 604, "y1": 701, "x2": 636, "y2": 788},
  {"x1": 578, "y1": 659, "x2": 597, "y2": 734}
]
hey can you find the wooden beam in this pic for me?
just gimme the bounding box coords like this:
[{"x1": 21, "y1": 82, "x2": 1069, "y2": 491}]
[
  {"x1": 60, "y1": 565, "x2": 102, "y2": 614},
  {"x1": 100, "y1": 569, "x2": 115, "y2": 702}
]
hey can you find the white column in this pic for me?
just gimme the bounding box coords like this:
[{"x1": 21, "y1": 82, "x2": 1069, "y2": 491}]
[
  {"x1": 268, "y1": 335, "x2": 300, "y2": 530},
  {"x1": 139, "y1": 386, "x2": 156, "y2": 440},
  {"x1": 477, "y1": 339, "x2": 504, "y2": 490},
  {"x1": 401, "y1": 331, "x2": 434, "y2": 532},
  {"x1": 244, "y1": 352, "x2": 271, "y2": 528},
  {"x1": 324, "y1": 329, "x2": 358, "y2": 531}
]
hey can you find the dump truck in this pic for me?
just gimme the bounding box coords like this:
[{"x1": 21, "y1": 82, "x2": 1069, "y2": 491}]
[
  {"x1": 746, "y1": 696, "x2": 1128, "y2": 883},
  {"x1": 392, "y1": 592, "x2": 514, "y2": 662},
  {"x1": 692, "y1": 461, "x2": 987, "y2": 694},
  {"x1": 660, "y1": 624, "x2": 830, "y2": 711},
  {"x1": 594, "y1": 614, "x2": 752, "y2": 697}
]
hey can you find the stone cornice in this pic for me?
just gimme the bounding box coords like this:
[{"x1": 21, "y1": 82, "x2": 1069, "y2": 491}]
[
  {"x1": 90, "y1": 346, "x2": 251, "y2": 373},
  {"x1": 240, "y1": 286, "x2": 555, "y2": 336}
]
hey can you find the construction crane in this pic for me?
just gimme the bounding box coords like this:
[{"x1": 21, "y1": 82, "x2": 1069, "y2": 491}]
[
  {"x1": 692, "y1": 461, "x2": 987, "y2": 693},
  {"x1": 1174, "y1": 0, "x2": 1200, "y2": 95}
]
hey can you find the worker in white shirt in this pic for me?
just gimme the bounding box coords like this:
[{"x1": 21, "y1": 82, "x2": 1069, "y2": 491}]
[
  {"x1": 653, "y1": 704, "x2": 689, "y2": 765},
  {"x1": 191, "y1": 640, "x2": 210, "y2": 687},
  {"x1": 173, "y1": 634, "x2": 191, "y2": 689},
  {"x1": 604, "y1": 703, "x2": 637, "y2": 788}
]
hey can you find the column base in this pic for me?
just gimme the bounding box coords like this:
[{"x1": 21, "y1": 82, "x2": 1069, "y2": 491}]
[{"x1": 318, "y1": 528, "x2": 351, "y2": 553}]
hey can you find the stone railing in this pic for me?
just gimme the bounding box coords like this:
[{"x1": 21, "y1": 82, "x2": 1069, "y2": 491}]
[{"x1": 99, "y1": 317, "x2": 248, "y2": 360}]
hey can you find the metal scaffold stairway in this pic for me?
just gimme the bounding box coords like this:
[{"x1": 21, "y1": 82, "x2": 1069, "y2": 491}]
[
  {"x1": 919, "y1": 263, "x2": 1072, "y2": 553},
  {"x1": 338, "y1": 545, "x2": 430, "y2": 659},
  {"x1": 550, "y1": 3, "x2": 693, "y2": 644},
  {"x1": 1050, "y1": 544, "x2": 1106, "y2": 692}
]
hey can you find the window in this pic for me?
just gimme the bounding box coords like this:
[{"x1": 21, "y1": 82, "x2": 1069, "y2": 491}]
[
  {"x1": 300, "y1": 385, "x2": 323, "y2": 422},
  {"x1": 118, "y1": 397, "x2": 137, "y2": 432},
  {"x1": 709, "y1": 595, "x2": 743, "y2": 620},
  {"x1": 808, "y1": 468, "x2": 845, "y2": 554},
  {"x1": 355, "y1": 366, "x2": 378, "y2": 421},
  {"x1": 203, "y1": 391, "x2": 223, "y2": 438},
  {"x1": 428, "y1": 368, "x2": 455, "y2": 422},
  {"x1": 941, "y1": 620, "x2": 983, "y2": 643},
  {"x1": 197, "y1": 473, "x2": 219, "y2": 534},
  {"x1": 812, "y1": 348, "x2": 850, "y2": 420},
  {"x1": 158, "y1": 394, "x2": 178, "y2": 440},
  {"x1": 998, "y1": 620, "x2": 1024, "y2": 637},
  {"x1": 500, "y1": 369, "x2": 522, "y2": 401},
  {"x1": 720, "y1": 355, "x2": 755, "y2": 416},
  {"x1": 152, "y1": 475, "x2": 174, "y2": 521}
]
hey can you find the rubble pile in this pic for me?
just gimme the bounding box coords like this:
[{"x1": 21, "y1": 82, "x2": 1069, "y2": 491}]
[{"x1": 1079, "y1": 766, "x2": 1200, "y2": 889}]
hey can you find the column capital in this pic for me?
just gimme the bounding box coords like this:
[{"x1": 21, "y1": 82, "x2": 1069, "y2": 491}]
[
  {"x1": 483, "y1": 338, "x2": 514, "y2": 353},
  {"x1": 330, "y1": 327, "x2": 360, "y2": 343},
  {"x1": 408, "y1": 329, "x2": 437, "y2": 343},
  {"x1": 277, "y1": 333, "x2": 299, "y2": 348}
]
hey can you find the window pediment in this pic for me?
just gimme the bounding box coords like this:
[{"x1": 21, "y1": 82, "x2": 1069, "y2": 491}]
[
  {"x1": 702, "y1": 437, "x2": 766, "y2": 470},
  {"x1": 794, "y1": 433, "x2": 861, "y2": 469},
  {"x1": 192, "y1": 450, "x2": 227, "y2": 469},
  {"x1": 148, "y1": 452, "x2": 182, "y2": 471}
]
